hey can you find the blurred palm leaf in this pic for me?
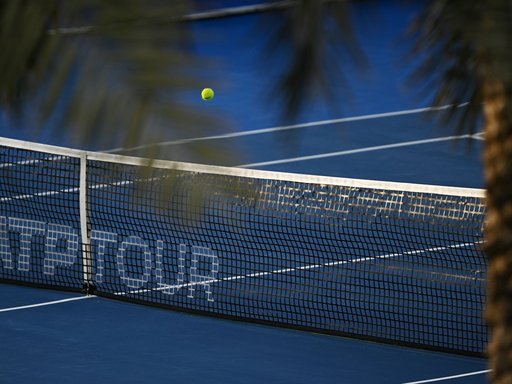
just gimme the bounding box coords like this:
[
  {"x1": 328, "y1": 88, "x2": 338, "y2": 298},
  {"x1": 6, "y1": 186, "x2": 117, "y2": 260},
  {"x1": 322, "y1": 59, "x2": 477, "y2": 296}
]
[
  {"x1": 409, "y1": 1, "x2": 482, "y2": 135},
  {"x1": 259, "y1": 0, "x2": 366, "y2": 121},
  {"x1": 0, "y1": 0, "x2": 364, "y2": 152},
  {"x1": 0, "y1": 0, "x2": 227, "y2": 161}
]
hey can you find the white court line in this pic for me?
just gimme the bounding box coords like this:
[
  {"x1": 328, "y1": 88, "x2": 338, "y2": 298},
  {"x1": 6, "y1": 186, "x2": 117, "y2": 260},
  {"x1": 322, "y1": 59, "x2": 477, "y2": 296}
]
[
  {"x1": 126, "y1": 241, "x2": 483, "y2": 295},
  {"x1": 0, "y1": 295, "x2": 94, "y2": 313},
  {"x1": 51, "y1": 1, "x2": 295, "y2": 35},
  {"x1": 0, "y1": 175, "x2": 164, "y2": 203},
  {"x1": 0, "y1": 155, "x2": 67, "y2": 169},
  {"x1": 0, "y1": 185, "x2": 80, "y2": 203},
  {"x1": 1, "y1": 241, "x2": 483, "y2": 310},
  {"x1": 401, "y1": 369, "x2": 491, "y2": 384},
  {"x1": 238, "y1": 134, "x2": 480, "y2": 168},
  {"x1": 104, "y1": 103, "x2": 469, "y2": 153}
]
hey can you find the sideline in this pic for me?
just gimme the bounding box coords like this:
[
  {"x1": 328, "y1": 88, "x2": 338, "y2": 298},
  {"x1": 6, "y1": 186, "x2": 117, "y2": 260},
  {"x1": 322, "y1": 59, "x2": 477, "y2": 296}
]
[{"x1": 0, "y1": 295, "x2": 95, "y2": 313}]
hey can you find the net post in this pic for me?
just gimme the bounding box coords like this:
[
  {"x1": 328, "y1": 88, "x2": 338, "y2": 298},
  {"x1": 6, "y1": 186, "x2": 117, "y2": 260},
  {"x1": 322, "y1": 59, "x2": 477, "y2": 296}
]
[{"x1": 80, "y1": 153, "x2": 93, "y2": 293}]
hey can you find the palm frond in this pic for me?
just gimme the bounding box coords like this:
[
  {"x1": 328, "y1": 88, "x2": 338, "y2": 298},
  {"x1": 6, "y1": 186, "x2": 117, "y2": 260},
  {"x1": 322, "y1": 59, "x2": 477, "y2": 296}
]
[
  {"x1": 410, "y1": 1, "x2": 496, "y2": 135},
  {"x1": 260, "y1": 0, "x2": 366, "y2": 122},
  {"x1": 0, "y1": 0, "x2": 225, "y2": 162}
]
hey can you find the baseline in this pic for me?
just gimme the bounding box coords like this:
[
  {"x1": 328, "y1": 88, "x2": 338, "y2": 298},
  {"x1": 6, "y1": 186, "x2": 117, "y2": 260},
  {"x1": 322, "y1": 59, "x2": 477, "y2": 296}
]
[{"x1": 401, "y1": 369, "x2": 491, "y2": 384}]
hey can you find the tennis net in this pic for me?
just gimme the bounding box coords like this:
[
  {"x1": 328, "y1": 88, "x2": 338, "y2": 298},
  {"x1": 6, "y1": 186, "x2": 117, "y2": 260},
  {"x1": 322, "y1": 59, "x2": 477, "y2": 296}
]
[{"x1": 0, "y1": 137, "x2": 487, "y2": 356}]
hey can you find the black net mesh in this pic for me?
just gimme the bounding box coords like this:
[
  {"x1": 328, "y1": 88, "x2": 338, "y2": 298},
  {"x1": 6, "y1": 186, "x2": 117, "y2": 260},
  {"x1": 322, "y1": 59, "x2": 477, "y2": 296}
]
[
  {"x1": 0, "y1": 147, "x2": 83, "y2": 289},
  {"x1": 0, "y1": 143, "x2": 487, "y2": 356}
]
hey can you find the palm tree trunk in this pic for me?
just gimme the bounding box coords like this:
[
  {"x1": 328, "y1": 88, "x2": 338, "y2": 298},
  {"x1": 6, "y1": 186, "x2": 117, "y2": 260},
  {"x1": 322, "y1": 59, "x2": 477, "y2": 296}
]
[{"x1": 484, "y1": 80, "x2": 512, "y2": 383}]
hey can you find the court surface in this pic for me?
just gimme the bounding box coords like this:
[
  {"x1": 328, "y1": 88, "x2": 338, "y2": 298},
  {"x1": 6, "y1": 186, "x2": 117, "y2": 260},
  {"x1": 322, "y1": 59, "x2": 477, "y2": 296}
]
[{"x1": 0, "y1": 1, "x2": 489, "y2": 383}]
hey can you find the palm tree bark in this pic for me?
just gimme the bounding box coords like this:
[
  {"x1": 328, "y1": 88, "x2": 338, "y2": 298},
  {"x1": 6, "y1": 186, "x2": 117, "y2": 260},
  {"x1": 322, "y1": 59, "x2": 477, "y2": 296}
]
[{"x1": 484, "y1": 80, "x2": 512, "y2": 383}]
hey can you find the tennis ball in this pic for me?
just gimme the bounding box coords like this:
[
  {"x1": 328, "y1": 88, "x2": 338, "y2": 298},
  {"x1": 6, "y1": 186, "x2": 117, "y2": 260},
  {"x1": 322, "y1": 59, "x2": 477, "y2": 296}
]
[{"x1": 201, "y1": 88, "x2": 214, "y2": 101}]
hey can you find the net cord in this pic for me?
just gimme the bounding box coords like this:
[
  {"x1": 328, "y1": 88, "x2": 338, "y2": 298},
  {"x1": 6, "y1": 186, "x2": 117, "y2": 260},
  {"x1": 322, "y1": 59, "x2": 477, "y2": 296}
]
[{"x1": 0, "y1": 137, "x2": 485, "y2": 199}]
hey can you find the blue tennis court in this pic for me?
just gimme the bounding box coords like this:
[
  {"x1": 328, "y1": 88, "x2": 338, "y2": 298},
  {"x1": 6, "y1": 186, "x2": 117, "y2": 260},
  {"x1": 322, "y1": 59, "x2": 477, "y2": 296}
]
[
  {"x1": 0, "y1": 1, "x2": 489, "y2": 383},
  {"x1": 1, "y1": 283, "x2": 488, "y2": 384}
]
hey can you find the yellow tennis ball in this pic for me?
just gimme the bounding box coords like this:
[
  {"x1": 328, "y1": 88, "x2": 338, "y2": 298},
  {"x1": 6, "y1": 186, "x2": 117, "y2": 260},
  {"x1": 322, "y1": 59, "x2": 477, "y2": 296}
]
[{"x1": 201, "y1": 88, "x2": 214, "y2": 101}]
